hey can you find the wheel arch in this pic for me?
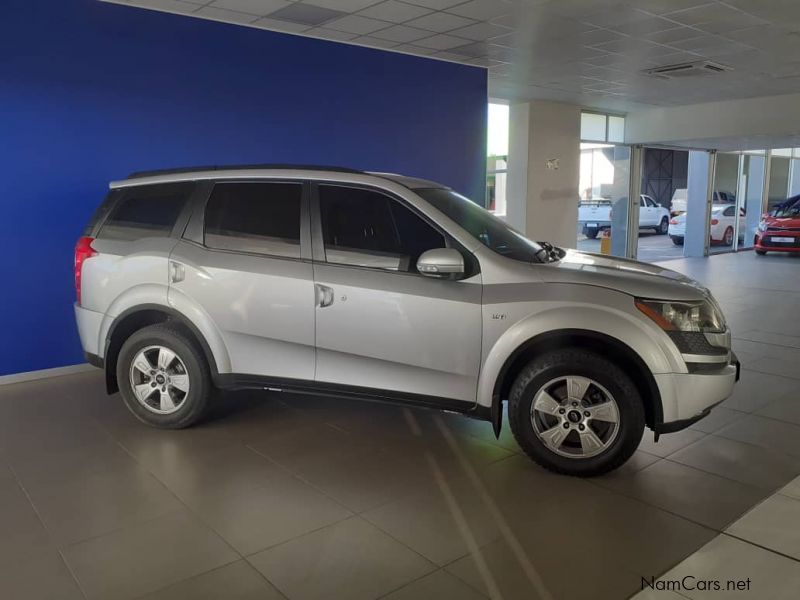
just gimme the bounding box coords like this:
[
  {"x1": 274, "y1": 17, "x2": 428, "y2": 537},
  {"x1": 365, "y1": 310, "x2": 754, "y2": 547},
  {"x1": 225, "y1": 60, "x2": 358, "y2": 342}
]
[
  {"x1": 103, "y1": 304, "x2": 220, "y2": 394},
  {"x1": 490, "y1": 329, "x2": 663, "y2": 433}
]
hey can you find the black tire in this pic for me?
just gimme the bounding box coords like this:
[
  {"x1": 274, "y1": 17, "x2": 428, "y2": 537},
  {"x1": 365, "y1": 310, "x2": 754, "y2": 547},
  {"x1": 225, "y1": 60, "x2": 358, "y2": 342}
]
[
  {"x1": 585, "y1": 228, "x2": 599, "y2": 240},
  {"x1": 755, "y1": 249, "x2": 767, "y2": 256},
  {"x1": 671, "y1": 236, "x2": 684, "y2": 246},
  {"x1": 117, "y1": 324, "x2": 212, "y2": 429},
  {"x1": 658, "y1": 217, "x2": 669, "y2": 235},
  {"x1": 723, "y1": 227, "x2": 734, "y2": 246},
  {"x1": 508, "y1": 349, "x2": 645, "y2": 477}
]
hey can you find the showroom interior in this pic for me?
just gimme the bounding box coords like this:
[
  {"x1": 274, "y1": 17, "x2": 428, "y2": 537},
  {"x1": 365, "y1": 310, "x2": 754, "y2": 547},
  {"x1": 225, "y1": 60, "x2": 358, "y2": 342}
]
[{"x1": 2, "y1": 1, "x2": 800, "y2": 599}]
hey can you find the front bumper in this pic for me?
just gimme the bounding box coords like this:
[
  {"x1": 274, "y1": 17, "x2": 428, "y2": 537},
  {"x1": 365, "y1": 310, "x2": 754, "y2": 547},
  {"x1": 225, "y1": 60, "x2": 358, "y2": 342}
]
[
  {"x1": 755, "y1": 233, "x2": 800, "y2": 252},
  {"x1": 653, "y1": 351, "x2": 740, "y2": 434}
]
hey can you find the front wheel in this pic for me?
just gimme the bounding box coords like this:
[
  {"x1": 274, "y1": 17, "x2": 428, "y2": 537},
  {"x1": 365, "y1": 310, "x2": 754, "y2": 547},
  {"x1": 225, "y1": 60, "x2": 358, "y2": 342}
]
[
  {"x1": 508, "y1": 349, "x2": 645, "y2": 476},
  {"x1": 755, "y1": 249, "x2": 767, "y2": 256},
  {"x1": 584, "y1": 228, "x2": 599, "y2": 240},
  {"x1": 117, "y1": 324, "x2": 212, "y2": 429},
  {"x1": 658, "y1": 217, "x2": 669, "y2": 234}
]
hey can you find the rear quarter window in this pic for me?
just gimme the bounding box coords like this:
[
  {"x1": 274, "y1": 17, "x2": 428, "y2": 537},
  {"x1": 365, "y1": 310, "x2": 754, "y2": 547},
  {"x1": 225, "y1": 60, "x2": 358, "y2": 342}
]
[{"x1": 97, "y1": 183, "x2": 193, "y2": 241}]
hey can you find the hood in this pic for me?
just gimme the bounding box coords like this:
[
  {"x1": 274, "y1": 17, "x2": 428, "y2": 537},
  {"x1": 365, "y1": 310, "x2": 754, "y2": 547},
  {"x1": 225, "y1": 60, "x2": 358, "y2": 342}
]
[
  {"x1": 764, "y1": 215, "x2": 800, "y2": 227},
  {"x1": 538, "y1": 249, "x2": 708, "y2": 301}
]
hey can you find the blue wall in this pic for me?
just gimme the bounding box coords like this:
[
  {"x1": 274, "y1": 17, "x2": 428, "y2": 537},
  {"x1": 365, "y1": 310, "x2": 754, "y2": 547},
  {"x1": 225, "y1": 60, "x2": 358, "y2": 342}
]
[{"x1": 0, "y1": 0, "x2": 486, "y2": 376}]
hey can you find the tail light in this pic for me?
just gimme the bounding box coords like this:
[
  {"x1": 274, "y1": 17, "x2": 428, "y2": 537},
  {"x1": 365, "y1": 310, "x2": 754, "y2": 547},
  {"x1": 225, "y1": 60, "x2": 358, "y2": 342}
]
[
  {"x1": 710, "y1": 218, "x2": 719, "y2": 225},
  {"x1": 670, "y1": 219, "x2": 678, "y2": 225},
  {"x1": 75, "y1": 236, "x2": 97, "y2": 306}
]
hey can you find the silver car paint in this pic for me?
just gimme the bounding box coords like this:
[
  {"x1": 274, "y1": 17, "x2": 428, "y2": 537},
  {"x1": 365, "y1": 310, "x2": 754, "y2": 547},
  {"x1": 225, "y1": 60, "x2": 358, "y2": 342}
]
[{"x1": 75, "y1": 168, "x2": 738, "y2": 427}]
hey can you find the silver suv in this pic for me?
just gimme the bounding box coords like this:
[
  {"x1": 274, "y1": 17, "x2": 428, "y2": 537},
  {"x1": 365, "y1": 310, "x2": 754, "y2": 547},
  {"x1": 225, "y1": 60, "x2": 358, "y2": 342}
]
[{"x1": 75, "y1": 166, "x2": 740, "y2": 476}]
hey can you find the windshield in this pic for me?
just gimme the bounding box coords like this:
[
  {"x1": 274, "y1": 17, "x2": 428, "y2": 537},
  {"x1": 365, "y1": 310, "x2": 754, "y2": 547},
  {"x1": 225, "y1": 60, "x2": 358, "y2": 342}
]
[
  {"x1": 417, "y1": 188, "x2": 548, "y2": 263},
  {"x1": 772, "y1": 196, "x2": 800, "y2": 218}
]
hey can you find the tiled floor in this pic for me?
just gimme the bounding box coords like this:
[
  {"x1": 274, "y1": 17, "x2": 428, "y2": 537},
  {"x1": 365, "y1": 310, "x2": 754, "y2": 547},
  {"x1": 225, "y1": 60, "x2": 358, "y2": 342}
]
[{"x1": 1, "y1": 251, "x2": 799, "y2": 600}]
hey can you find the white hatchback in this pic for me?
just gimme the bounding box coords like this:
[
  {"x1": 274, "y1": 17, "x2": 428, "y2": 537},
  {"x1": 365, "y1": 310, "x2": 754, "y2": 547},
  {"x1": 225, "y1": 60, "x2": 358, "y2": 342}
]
[{"x1": 669, "y1": 204, "x2": 745, "y2": 246}]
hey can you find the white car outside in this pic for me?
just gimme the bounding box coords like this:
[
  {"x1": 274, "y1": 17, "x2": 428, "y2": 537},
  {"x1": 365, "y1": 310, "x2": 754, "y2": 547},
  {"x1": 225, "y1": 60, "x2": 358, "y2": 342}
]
[
  {"x1": 579, "y1": 195, "x2": 670, "y2": 239},
  {"x1": 668, "y1": 204, "x2": 746, "y2": 246}
]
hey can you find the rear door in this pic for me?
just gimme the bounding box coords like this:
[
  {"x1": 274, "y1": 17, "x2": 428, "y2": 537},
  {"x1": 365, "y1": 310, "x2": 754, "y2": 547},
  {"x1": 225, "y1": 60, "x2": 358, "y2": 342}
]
[
  {"x1": 310, "y1": 183, "x2": 482, "y2": 405},
  {"x1": 168, "y1": 180, "x2": 315, "y2": 380},
  {"x1": 83, "y1": 183, "x2": 195, "y2": 316}
]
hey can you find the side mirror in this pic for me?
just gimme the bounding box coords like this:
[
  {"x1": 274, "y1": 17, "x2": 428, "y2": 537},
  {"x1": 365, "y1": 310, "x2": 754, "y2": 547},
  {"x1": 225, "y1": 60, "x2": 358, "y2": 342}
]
[{"x1": 417, "y1": 248, "x2": 464, "y2": 278}]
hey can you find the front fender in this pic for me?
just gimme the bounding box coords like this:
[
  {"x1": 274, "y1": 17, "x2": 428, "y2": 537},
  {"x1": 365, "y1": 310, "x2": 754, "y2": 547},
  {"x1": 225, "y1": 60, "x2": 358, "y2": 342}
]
[{"x1": 476, "y1": 303, "x2": 683, "y2": 410}]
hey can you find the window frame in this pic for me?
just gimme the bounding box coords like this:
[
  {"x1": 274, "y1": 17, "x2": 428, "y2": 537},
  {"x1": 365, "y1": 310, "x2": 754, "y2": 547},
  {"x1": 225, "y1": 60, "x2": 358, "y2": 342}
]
[
  {"x1": 95, "y1": 182, "x2": 197, "y2": 241},
  {"x1": 184, "y1": 178, "x2": 312, "y2": 262},
  {"x1": 309, "y1": 181, "x2": 473, "y2": 278}
]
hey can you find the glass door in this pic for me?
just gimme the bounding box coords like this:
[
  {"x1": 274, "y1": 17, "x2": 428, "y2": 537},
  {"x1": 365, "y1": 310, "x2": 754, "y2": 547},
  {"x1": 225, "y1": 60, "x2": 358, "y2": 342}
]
[{"x1": 736, "y1": 152, "x2": 766, "y2": 251}]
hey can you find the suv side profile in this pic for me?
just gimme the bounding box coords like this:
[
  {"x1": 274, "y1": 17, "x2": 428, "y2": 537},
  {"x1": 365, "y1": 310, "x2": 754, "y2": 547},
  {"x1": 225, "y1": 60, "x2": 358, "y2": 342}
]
[{"x1": 75, "y1": 166, "x2": 740, "y2": 476}]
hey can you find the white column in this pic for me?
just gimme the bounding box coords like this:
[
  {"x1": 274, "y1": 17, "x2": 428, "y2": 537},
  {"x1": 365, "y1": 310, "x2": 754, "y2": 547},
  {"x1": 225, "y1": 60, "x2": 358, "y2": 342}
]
[{"x1": 506, "y1": 100, "x2": 580, "y2": 248}]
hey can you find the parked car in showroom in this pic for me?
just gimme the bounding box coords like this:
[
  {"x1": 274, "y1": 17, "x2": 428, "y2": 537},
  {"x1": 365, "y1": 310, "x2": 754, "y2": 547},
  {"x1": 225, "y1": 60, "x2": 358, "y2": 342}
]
[
  {"x1": 668, "y1": 204, "x2": 746, "y2": 246},
  {"x1": 579, "y1": 194, "x2": 670, "y2": 239},
  {"x1": 755, "y1": 194, "x2": 800, "y2": 255},
  {"x1": 74, "y1": 165, "x2": 739, "y2": 476}
]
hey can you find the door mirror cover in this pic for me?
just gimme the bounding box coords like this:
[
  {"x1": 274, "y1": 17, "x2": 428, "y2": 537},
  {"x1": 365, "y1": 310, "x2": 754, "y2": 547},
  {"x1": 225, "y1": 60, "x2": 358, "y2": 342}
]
[{"x1": 416, "y1": 248, "x2": 464, "y2": 277}]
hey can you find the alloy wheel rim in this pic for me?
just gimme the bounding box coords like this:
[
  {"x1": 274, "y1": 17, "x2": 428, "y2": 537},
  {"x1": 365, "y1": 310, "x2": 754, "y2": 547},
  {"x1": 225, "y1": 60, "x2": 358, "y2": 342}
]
[
  {"x1": 129, "y1": 345, "x2": 190, "y2": 415},
  {"x1": 529, "y1": 376, "x2": 620, "y2": 459}
]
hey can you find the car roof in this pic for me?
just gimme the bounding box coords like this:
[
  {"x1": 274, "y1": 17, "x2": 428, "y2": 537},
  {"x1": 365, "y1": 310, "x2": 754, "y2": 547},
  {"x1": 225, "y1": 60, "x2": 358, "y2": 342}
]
[{"x1": 110, "y1": 164, "x2": 447, "y2": 191}]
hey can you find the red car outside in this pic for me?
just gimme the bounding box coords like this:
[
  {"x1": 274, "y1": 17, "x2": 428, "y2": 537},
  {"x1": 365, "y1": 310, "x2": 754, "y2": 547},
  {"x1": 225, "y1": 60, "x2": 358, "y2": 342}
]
[{"x1": 754, "y1": 195, "x2": 800, "y2": 255}]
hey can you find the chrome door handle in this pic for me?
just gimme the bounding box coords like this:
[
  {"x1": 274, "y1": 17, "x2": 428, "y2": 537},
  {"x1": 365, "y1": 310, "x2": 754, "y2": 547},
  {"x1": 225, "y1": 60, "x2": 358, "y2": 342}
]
[
  {"x1": 315, "y1": 284, "x2": 334, "y2": 308},
  {"x1": 169, "y1": 261, "x2": 185, "y2": 284}
]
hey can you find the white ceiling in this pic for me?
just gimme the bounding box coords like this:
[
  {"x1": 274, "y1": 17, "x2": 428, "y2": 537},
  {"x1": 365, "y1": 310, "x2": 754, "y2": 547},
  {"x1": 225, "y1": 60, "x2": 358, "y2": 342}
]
[{"x1": 103, "y1": 0, "x2": 800, "y2": 111}]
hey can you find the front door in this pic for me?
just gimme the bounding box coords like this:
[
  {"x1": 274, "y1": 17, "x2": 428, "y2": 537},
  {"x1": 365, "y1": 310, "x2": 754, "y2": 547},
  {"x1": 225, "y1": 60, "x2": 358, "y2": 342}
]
[
  {"x1": 311, "y1": 184, "x2": 482, "y2": 405},
  {"x1": 168, "y1": 180, "x2": 315, "y2": 380}
]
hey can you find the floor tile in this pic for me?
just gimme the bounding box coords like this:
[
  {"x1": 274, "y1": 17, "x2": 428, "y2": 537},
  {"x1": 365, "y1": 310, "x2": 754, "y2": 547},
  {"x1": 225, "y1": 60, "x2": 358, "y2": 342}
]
[
  {"x1": 362, "y1": 482, "x2": 501, "y2": 566},
  {"x1": 669, "y1": 434, "x2": 800, "y2": 490},
  {"x1": 638, "y1": 428, "x2": 706, "y2": 458},
  {"x1": 248, "y1": 517, "x2": 435, "y2": 600},
  {"x1": 721, "y1": 369, "x2": 796, "y2": 413},
  {"x1": 747, "y1": 356, "x2": 800, "y2": 380},
  {"x1": 63, "y1": 510, "x2": 238, "y2": 600},
  {"x1": 755, "y1": 394, "x2": 800, "y2": 426},
  {"x1": 659, "y1": 534, "x2": 800, "y2": 599},
  {"x1": 0, "y1": 478, "x2": 57, "y2": 563},
  {"x1": 596, "y1": 460, "x2": 767, "y2": 530},
  {"x1": 24, "y1": 462, "x2": 183, "y2": 545},
  {"x1": 137, "y1": 560, "x2": 284, "y2": 600},
  {"x1": 445, "y1": 536, "x2": 642, "y2": 600},
  {"x1": 689, "y1": 406, "x2": 746, "y2": 434},
  {"x1": 179, "y1": 472, "x2": 352, "y2": 555},
  {"x1": 727, "y1": 494, "x2": 800, "y2": 560},
  {"x1": 0, "y1": 547, "x2": 83, "y2": 600},
  {"x1": 779, "y1": 475, "x2": 800, "y2": 500},
  {"x1": 717, "y1": 415, "x2": 800, "y2": 458},
  {"x1": 381, "y1": 570, "x2": 488, "y2": 600}
]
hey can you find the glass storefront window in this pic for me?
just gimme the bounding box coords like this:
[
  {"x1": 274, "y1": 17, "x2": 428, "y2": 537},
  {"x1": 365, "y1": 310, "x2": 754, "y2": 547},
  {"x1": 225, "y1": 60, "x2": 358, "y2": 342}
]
[
  {"x1": 580, "y1": 112, "x2": 607, "y2": 142},
  {"x1": 487, "y1": 103, "x2": 509, "y2": 215},
  {"x1": 608, "y1": 116, "x2": 625, "y2": 143}
]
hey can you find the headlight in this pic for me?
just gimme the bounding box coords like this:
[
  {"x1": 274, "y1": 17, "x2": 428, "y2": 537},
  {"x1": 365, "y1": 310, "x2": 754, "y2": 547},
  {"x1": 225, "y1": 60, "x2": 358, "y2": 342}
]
[
  {"x1": 758, "y1": 220, "x2": 768, "y2": 232},
  {"x1": 635, "y1": 298, "x2": 726, "y2": 333}
]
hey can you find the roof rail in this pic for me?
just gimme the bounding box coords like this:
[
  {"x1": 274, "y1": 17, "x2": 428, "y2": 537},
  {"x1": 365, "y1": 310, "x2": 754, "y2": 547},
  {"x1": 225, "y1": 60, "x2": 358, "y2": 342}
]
[{"x1": 126, "y1": 164, "x2": 366, "y2": 179}]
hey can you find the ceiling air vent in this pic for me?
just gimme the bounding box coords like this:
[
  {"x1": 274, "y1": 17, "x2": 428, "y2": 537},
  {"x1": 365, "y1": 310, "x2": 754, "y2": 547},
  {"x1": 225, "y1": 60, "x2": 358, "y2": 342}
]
[{"x1": 644, "y1": 60, "x2": 732, "y2": 79}]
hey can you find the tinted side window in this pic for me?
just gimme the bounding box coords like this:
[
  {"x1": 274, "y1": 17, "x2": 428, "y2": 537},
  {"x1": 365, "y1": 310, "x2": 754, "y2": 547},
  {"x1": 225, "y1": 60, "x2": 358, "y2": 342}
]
[
  {"x1": 319, "y1": 185, "x2": 445, "y2": 272},
  {"x1": 204, "y1": 182, "x2": 302, "y2": 258},
  {"x1": 98, "y1": 183, "x2": 192, "y2": 241},
  {"x1": 723, "y1": 206, "x2": 736, "y2": 217}
]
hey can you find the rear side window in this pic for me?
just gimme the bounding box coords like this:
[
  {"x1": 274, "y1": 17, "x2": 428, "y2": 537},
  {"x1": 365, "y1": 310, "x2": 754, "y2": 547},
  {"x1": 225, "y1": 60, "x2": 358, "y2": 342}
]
[
  {"x1": 84, "y1": 190, "x2": 121, "y2": 236},
  {"x1": 204, "y1": 182, "x2": 302, "y2": 259},
  {"x1": 98, "y1": 183, "x2": 192, "y2": 241}
]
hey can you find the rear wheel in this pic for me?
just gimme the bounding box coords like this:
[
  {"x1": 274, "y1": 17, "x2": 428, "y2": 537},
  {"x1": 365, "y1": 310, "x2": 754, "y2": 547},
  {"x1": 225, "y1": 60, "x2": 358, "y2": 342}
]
[
  {"x1": 723, "y1": 227, "x2": 734, "y2": 246},
  {"x1": 508, "y1": 349, "x2": 645, "y2": 476},
  {"x1": 658, "y1": 217, "x2": 669, "y2": 234},
  {"x1": 117, "y1": 324, "x2": 212, "y2": 428},
  {"x1": 671, "y1": 236, "x2": 684, "y2": 246},
  {"x1": 585, "y1": 228, "x2": 599, "y2": 240}
]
